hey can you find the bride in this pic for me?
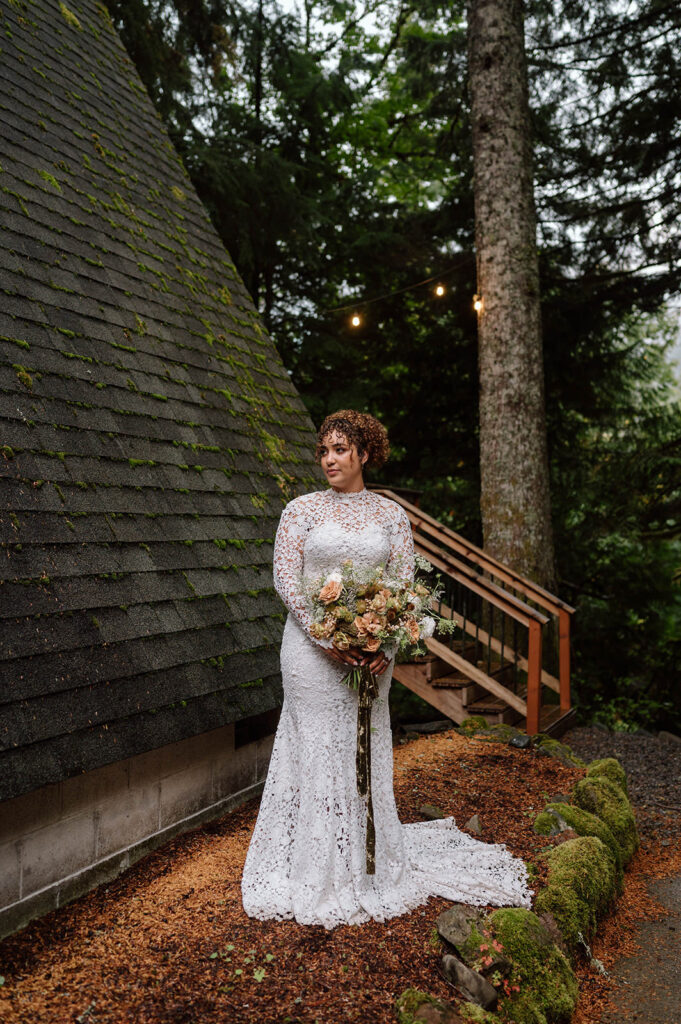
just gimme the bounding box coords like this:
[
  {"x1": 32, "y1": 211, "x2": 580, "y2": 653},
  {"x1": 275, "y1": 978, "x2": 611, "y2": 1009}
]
[{"x1": 241, "y1": 409, "x2": 532, "y2": 929}]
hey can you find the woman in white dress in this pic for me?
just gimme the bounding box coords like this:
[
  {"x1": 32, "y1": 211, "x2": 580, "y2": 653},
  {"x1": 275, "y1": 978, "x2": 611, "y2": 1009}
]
[{"x1": 241, "y1": 409, "x2": 532, "y2": 929}]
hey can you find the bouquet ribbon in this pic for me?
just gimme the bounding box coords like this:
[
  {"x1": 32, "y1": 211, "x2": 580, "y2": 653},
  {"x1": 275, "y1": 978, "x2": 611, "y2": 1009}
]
[{"x1": 345, "y1": 664, "x2": 380, "y2": 874}]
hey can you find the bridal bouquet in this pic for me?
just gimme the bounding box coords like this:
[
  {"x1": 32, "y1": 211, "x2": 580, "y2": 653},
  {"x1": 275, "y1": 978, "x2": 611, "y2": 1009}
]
[{"x1": 305, "y1": 555, "x2": 455, "y2": 874}]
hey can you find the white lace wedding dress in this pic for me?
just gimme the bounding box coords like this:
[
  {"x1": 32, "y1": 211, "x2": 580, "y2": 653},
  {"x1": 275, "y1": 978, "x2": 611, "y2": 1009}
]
[{"x1": 240, "y1": 486, "x2": 532, "y2": 929}]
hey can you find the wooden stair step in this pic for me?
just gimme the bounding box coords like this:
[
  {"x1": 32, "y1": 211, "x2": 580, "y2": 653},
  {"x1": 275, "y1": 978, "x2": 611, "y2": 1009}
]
[
  {"x1": 538, "y1": 705, "x2": 577, "y2": 736},
  {"x1": 466, "y1": 694, "x2": 508, "y2": 713},
  {"x1": 430, "y1": 673, "x2": 470, "y2": 689},
  {"x1": 467, "y1": 684, "x2": 527, "y2": 712},
  {"x1": 391, "y1": 662, "x2": 466, "y2": 723}
]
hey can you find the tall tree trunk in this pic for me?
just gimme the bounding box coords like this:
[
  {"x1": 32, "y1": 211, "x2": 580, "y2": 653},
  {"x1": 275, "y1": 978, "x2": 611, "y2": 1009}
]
[{"x1": 467, "y1": 0, "x2": 556, "y2": 589}]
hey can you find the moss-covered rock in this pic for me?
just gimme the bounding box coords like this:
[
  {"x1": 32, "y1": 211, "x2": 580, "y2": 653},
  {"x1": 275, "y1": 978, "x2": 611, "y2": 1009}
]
[
  {"x1": 532, "y1": 734, "x2": 586, "y2": 768},
  {"x1": 459, "y1": 1003, "x2": 498, "y2": 1024},
  {"x1": 395, "y1": 988, "x2": 461, "y2": 1024},
  {"x1": 484, "y1": 908, "x2": 577, "y2": 1024},
  {"x1": 533, "y1": 810, "x2": 559, "y2": 836},
  {"x1": 543, "y1": 802, "x2": 623, "y2": 885},
  {"x1": 586, "y1": 756, "x2": 628, "y2": 795},
  {"x1": 572, "y1": 775, "x2": 639, "y2": 865},
  {"x1": 534, "y1": 836, "x2": 618, "y2": 953},
  {"x1": 475, "y1": 722, "x2": 524, "y2": 742},
  {"x1": 459, "y1": 716, "x2": 490, "y2": 736}
]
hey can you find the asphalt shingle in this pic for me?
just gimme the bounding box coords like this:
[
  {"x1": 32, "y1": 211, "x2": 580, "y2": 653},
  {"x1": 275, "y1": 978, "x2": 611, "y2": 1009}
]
[{"x1": 0, "y1": 0, "x2": 322, "y2": 802}]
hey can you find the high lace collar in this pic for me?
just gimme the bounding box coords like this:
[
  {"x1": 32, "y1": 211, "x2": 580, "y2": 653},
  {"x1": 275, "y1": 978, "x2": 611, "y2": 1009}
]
[{"x1": 326, "y1": 485, "x2": 370, "y2": 502}]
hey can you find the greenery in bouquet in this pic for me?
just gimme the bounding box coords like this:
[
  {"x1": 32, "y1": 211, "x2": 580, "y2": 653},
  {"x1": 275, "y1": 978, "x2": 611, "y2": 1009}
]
[{"x1": 306, "y1": 553, "x2": 456, "y2": 679}]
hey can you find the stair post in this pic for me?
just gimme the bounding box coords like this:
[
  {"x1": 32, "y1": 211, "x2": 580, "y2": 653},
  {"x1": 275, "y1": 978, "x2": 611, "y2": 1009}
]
[
  {"x1": 559, "y1": 608, "x2": 571, "y2": 714},
  {"x1": 526, "y1": 619, "x2": 542, "y2": 734}
]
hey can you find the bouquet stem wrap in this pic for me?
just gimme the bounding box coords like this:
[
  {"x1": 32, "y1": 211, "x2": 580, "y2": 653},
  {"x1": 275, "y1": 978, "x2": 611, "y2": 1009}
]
[{"x1": 349, "y1": 664, "x2": 380, "y2": 874}]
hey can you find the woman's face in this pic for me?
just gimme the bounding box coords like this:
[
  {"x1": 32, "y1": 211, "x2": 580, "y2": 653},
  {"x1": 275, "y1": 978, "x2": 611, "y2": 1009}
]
[{"x1": 319, "y1": 430, "x2": 367, "y2": 491}]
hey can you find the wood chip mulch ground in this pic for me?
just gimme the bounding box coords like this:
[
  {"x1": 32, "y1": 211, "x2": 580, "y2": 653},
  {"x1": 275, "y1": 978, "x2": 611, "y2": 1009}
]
[
  {"x1": 2, "y1": 726, "x2": 679, "y2": 1024},
  {"x1": 0, "y1": 730, "x2": 583, "y2": 1024}
]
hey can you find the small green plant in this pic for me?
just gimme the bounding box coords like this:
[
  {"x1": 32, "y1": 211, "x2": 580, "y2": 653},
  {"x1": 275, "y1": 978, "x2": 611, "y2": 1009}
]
[
  {"x1": 38, "y1": 169, "x2": 62, "y2": 190},
  {"x1": 468, "y1": 927, "x2": 522, "y2": 1002},
  {"x1": 59, "y1": 1, "x2": 82, "y2": 29},
  {"x1": 13, "y1": 364, "x2": 33, "y2": 389}
]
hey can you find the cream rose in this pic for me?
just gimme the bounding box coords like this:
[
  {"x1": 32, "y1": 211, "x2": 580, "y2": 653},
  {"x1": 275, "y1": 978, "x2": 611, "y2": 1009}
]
[{"x1": 419, "y1": 616, "x2": 436, "y2": 639}]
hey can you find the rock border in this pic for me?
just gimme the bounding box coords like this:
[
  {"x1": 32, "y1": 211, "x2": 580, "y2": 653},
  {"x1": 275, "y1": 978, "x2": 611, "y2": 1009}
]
[{"x1": 396, "y1": 720, "x2": 640, "y2": 1024}]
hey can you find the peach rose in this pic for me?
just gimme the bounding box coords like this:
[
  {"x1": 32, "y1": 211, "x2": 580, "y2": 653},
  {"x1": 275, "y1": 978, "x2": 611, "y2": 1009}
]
[
  {"x1": 361, "y1": 612, "x2": 382, "y2": 635},
  {"x1": 319, "y1": 577, "x2": 343, "y2": 604},
  {"x1": 363, "y1": 635, "x2": 382, "y2": 653},
  {"x1": 353, "y1": 614, "x2": 369, "y2": 636}
]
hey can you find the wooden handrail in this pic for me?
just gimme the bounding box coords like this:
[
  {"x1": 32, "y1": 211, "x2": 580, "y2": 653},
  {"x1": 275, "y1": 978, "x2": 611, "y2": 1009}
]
[
  {"x1": 413, "y1": 534, "x2": 550, "y2": 628},
  {"x1": 374, "y1": 487, "x2": 576, "y2": 616},
  {"x1": 432, "y1": 597, "x2": 561, "y2": 694},
  {"x1": 372, "y1": 484, "x2": 573, "y2": 733}
]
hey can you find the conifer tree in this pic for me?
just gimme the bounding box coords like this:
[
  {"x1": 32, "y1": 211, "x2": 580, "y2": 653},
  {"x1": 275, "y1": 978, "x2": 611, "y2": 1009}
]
[{"x1": 467, "y1": 0, "x2": 556, "y2": 587}]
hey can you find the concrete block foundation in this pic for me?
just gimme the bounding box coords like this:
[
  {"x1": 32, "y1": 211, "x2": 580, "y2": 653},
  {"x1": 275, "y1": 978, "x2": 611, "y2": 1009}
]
[{"x1": 0, "y1": 709, "x2": 279, "y2": 940}]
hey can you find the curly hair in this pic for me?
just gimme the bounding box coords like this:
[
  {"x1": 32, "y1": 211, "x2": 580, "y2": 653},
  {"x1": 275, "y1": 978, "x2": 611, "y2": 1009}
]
[{"x1": 315, "y1": 409, "x2": 390, "y2": 471}]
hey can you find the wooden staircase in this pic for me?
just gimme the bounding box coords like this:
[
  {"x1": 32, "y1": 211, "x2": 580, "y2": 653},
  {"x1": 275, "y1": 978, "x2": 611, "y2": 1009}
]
[{"x1": 372, "y1": 488, "x2": 576, "y2": 737}]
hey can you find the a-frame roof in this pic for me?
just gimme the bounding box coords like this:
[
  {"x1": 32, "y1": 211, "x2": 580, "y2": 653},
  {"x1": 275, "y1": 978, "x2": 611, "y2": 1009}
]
[{"x1": 0, "y1": 0, "x2": 320, "y2": 801}]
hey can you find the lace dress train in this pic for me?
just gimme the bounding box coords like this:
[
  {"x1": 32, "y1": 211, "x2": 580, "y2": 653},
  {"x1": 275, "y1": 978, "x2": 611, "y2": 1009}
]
[{"x1": 240, "y1": 487, "x2": 532, "y2": 929}]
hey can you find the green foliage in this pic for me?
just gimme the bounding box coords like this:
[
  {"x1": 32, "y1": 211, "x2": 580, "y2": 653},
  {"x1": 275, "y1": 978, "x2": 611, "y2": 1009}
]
[{"x1": 107, "y1": 0, "x2": 681, "y2": 727}]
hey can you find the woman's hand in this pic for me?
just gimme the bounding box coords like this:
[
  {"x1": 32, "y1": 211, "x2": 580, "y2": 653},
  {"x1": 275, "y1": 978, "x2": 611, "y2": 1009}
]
[
  {"x1": 362, "y1": 650, "x2": 391, "y2": 675},
  {"x1": 327, "y1": 645, "x2": 391, "y2": 676},
  {"x1": 327, "y1": 645, "x2": 364, "y2": 668}
]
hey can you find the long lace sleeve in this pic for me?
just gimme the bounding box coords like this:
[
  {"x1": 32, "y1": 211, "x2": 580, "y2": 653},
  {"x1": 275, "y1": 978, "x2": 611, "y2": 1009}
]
[
  {"x1": 386, "y1": 504, "x2": 415, "y2": 587},
  {"x1": 273, "y1": 499, "x2": 333, "y2": 649}
]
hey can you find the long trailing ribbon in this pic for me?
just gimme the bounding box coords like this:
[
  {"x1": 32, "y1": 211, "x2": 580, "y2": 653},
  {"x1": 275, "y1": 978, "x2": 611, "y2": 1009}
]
[{"x1": 348, "y1": 664, "x2": 380, "y2": 874}]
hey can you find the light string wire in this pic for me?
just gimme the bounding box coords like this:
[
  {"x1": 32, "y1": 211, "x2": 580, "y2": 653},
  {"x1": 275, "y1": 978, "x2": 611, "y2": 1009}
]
[{"x1": 322, "y1": 255, "x2": 474, "y2": 315}]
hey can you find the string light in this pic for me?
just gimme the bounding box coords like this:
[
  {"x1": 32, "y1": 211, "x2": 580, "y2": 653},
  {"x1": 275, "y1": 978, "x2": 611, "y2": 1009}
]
[
  {"x1": 350, "y1": 313, "x2": 362, "y2": 328},
  {"x1": 473, "y1": 294, "x2": 483, "y2": 313},
  {"x1": 434, "y1": 283, "x2": 446, "y2": 297}
]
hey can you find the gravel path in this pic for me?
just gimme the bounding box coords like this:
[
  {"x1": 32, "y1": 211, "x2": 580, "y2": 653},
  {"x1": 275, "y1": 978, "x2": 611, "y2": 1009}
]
[
  {"x1": 600, "y1": 872, "x2": 681, "y2": 1024},
  {"x1": 563, "y1": 726, "x2": 681, "y2": 843},
  {"x1": 565, "y1": 725, "x2": 681, "y2": 1023}
]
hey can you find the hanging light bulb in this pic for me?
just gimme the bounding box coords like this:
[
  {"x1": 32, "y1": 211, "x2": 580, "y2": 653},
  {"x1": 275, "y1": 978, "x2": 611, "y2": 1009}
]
[
  {"x1": 350, "y1": 313, "x2": 362, "y2": 328},
  {"x1": 473, "y1": 294, "x2": 483, "y2": 313},
  {"x1": 434, "y1": 283, "x2": 446, "y2": 297}
]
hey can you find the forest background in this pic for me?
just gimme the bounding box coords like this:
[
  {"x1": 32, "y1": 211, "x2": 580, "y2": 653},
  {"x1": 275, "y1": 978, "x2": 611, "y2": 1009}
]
[{"x1": 106, "y1": 0, "x2": 680, "y2": 730}]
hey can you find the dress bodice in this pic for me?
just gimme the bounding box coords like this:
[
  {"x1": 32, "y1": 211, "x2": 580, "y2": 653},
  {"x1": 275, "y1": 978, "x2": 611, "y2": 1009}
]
[{"x1": 272, "y1": 487, "x2": 415, "y2": 647}]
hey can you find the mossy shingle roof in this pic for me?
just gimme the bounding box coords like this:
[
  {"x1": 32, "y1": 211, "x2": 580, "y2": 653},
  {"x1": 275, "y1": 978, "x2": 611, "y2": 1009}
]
[{"x1": 0, "y1": 0, "x2": 321, "y2": 801}]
